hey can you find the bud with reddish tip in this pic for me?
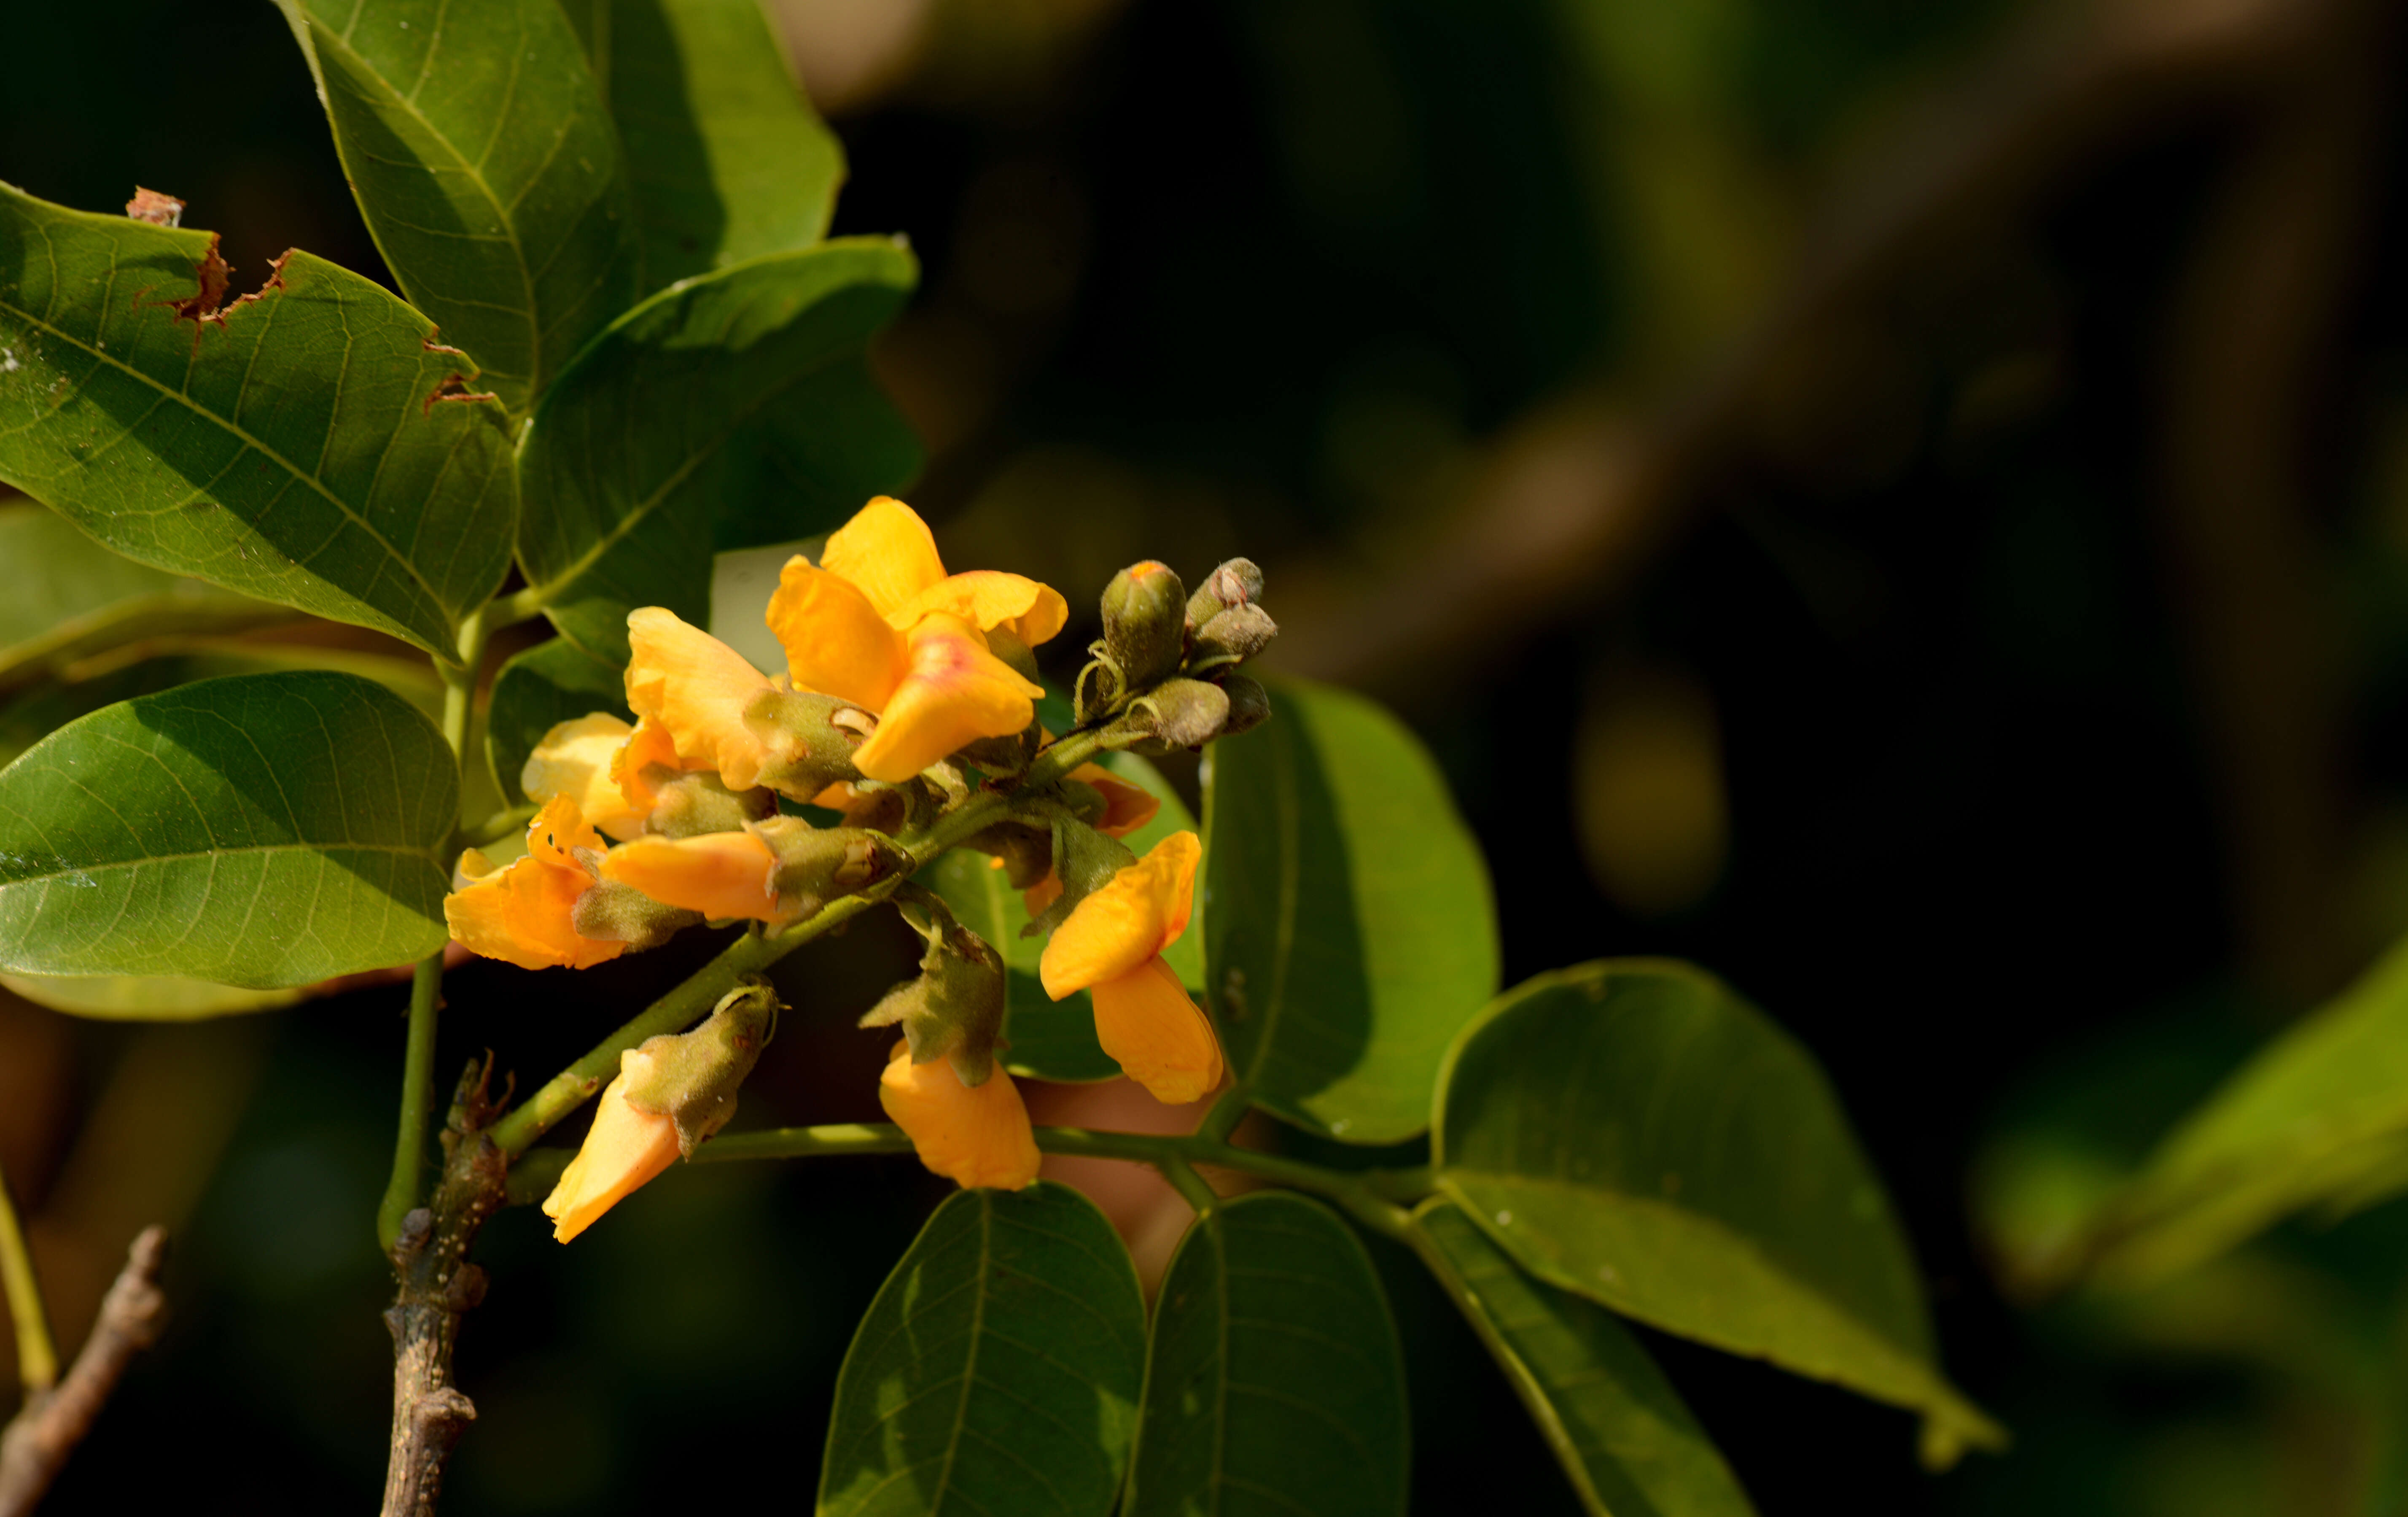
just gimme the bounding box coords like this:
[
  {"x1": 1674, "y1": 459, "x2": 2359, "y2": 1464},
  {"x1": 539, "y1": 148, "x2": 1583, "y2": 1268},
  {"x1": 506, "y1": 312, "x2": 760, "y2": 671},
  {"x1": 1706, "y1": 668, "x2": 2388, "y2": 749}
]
[
  {"x1": 1185, "y1": 558, "x2": 1264, "y2": 630},
  {"x1": 1101, "y1": 560, "x2": 1188, "y2": 690}
]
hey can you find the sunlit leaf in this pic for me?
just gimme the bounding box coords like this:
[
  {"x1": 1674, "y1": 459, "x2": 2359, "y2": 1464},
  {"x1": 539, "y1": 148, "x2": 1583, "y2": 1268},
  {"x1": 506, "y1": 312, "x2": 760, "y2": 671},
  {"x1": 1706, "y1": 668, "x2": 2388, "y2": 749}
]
[
  {"x1": 2082, "y1": 934, "x2": 2408, "y2": 1286},
  {"x1": 0, "y1": 971, "x2": 306, "y2": 1020},
  {"x1": 0, "y1": 671, "x2": 457, "y2": 986},
  {"x1": 0, "y1": 183, "x2": 518, "y2": 660},
  {"x1": 485, "y1": 636, "x2": 631, "y2": 806},
  {"x1": 1125, "y1": 1191, "x2": 1408, "y2": 1517},
  {"x1": 1412, "y1": 1198, "x2": 1755, "y2": 1517},
  {"x1": 1200, "y1": 678, "x2": 1499, "y2": 1143},
  {"x1": 570, "y1": 0, "x2": 845, "y2": 290},
  {"x1": 1434, "y1": 961, "x2": 2002, "y2": 1463},
  {"x1": 926, "y1": 752, "x2": 1199, "y2": 1083},
  {"x1": 514, "y1": 240, "x2": 919, "y2": 662},
  {"x1": 818, "y1": 1181, "x2": 1147, "y2": 1517},
  {"x1": 0, "y1": 501, "x2": 288, "y2": 692},
  {"x1": 275, "y1": 0, "x2": 640, "y2": 411}
]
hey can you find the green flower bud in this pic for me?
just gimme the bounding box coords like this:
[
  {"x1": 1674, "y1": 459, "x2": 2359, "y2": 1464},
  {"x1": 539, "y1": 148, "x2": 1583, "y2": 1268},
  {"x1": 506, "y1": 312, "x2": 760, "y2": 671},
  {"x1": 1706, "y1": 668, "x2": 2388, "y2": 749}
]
[
  {"x1": 861, "y1": 903, "x2": 1008, "y2": 1086},
  {"x1": 570, "y1": 880, "x2": 704, "y2": 953},
  {"x1": 1108, "y1": 677, "x2": 1230, "y2": 753},
  {"x1": 1102, "y1": 560, "x2": 1187, "y2": 690},
  {"x1": 619, "y1": 979, "x2": 781, "y2": 1156},
  {"x1": 1187, "y1": 602, "x2": 1278, "y2": 674},
  {"x1": 1221, "y1": 675, "x2": 1272, "y2": 738},
  {"x1": 1184, "y1": 558, "x2": 1265, "y2": 629}
]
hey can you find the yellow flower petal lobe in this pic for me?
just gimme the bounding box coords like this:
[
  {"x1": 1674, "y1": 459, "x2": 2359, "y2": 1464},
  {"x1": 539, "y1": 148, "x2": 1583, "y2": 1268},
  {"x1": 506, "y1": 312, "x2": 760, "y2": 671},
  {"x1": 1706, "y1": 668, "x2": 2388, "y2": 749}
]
[
  {"x1": 542, "y1": 1060, "x2": 683, "y2": 1242},
  {"x1": 850, "y1": 614, "x2": 1043, "y2": 782},
  {"x1": 821, "y1": 496, "x2": 949, "y2": 620},
  {"x1": 624, "y1": 607, "x2": 775, "y2": 789},
  {"x1": 524, "y1": 713, "x2": 645, "y2": 841},
  {"x1": 767, "y1": 557, "x2": 910, "y2": 710},
  {"x1": 600, "y1": 830, "x2": 783, "y2": 922},
  {"x1": 892, "y1": 570, "x2": 1069, "y2": 647},
  {"x1": 1092, "y1": 954, "x2": 1225, "y2": 1105},
  {"x1": 444, "y1": 798, "x2": 622, "y2": 971},
  {"x1": 877, "y1": 1041, "x2": 1040, "y2": 1190},
  {"x1": 1039, "y1": 831, "x2": 1202, "y2": 997}
]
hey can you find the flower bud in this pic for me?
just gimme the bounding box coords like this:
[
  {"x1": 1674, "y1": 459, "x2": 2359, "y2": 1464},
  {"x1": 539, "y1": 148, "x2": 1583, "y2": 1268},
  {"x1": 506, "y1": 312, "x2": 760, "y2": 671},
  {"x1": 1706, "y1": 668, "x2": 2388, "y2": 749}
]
[
  {"x1": 860, "y1": 908, "x2": 1008, "y2": 1085},
  {"x1": 1187, "y1": 602, "x2": 1278, "y2": 673},
  {"x1": 740, "y1": 687, "x2": 870, "y2": 803},
  {"x1": 1101, "y1": 560, "x2": 1187, "y2": 690},
  {"x1": 1184, "y1": 558, "x2": 1264, "y2": 630},
  {"x1": 644, "y1": 770, "x2": 777, "y2": 839},
  {"x1": 570, "y1": 879, "x2": 703, "y2": 952},
  {"x1": 1108, "y1": 678, "x2": 1229, "y2": 753},
  {"x1": 1221, "y1": 674, "x2": 1272, "y2": 738}
]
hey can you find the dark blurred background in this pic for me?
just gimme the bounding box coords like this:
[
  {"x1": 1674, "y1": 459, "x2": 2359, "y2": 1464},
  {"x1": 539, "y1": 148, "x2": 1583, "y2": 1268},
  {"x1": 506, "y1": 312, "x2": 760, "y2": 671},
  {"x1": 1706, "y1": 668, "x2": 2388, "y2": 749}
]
[{"x1": 8, "y1": 0, "x2": 2408, "y2": 1511}]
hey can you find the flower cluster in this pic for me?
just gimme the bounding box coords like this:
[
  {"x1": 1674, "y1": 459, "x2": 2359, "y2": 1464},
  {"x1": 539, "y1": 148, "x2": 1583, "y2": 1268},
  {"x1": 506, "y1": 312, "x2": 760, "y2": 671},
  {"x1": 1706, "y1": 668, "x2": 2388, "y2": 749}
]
[{"x1": 443, "y1": 497, "x2": 1277, "y2": 1240}]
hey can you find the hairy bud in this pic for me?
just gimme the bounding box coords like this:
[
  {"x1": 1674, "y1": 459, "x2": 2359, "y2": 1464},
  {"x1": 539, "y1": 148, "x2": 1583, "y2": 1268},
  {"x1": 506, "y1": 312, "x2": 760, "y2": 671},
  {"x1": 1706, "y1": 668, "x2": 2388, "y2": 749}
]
[
  {"x1": 1184, "y1": 558, "x2": 1265, "y2": 630},
  {"x1": 1187, "y1": 602, "x2": 1278, "y2": 673},
  {"x1": 1221, "y1": 675, "x2": 1272, "y2": 738},
  {"x1": 1109, "y1": 678, "x2": 1230, "y2": 754},
  {"x1": 619, "y1": 979, "x2": 781, "y2": 1155},
  {"x1": 1101, "y1": 560, "x2": 1187, "y2": 690}
]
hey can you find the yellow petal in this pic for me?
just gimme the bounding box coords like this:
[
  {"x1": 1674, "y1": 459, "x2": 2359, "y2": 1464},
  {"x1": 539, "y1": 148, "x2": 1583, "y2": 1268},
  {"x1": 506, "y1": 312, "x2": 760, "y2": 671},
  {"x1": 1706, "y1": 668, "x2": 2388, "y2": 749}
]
[
  {"x1": 444, "y1": 800, "x2": 620, "y2": 971},
  {"x1": 541, "y1": 1062, "x2": 684, "y2": 1242},
  {"x1": 600, "y1": 830, "x2": 783, "y2": 922},
  {"x1": 1092, "y1": 954, "x2": 1225, "y2": 1105},
  {"x1": 891, "y1": 570, "x2": 1070, "y2": 647},
  {"x1": 851, "y1": 614, "x2": 1044, "y2": 782},
  {"x1": 767, "y1": 557, "x2": 910, "y2": 710},
  {"x1": 1039, "y1": 831, "x2": 1202, "y2": 997},
  {"x1": 610, "y1": 715, "x2": 689, "y2": 815},
  {"x1": 523, "y1": 713, "x2": 646, "y2": 841},
  {"x1": 821, "y1": 496, "x2": 948, "y2": 620},
  {"x1": 624, "y1": 607, "x2": 775, "y2": 789},
  {"x1": 1070, "y1": 763, "x2": 1160, "y2": 838},
  {"x1": 877, "y1": 1041, "x2": 1040, "y2": 1190}
]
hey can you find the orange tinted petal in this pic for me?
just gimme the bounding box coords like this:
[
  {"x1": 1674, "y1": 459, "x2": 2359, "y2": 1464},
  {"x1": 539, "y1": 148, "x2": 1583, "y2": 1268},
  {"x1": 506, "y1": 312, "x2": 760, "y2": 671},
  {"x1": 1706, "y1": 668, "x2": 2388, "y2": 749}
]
[
  {"x1": 850, "y1": 614, "x2": 1044, "y2": 782},
  {"x1": 523, "y1": 713, "x2": 646, "y2": 841},
  {"x1": 767, "y1": 557, "x2": 909, "y2": 710},
  {"x1": 892, "y1": 570, "x2": 1070, "y2": 647},
  {"x1": 1038, "y1": 831, "x2": 1202, "y2": 996},
  {"x1": 1092, "y1": 955, "x2": 1226, "y2": 1105},
  {"x1": 444, "y1": 806, "x2": 621, "y2": 972},
  {"x1": 610, "y1": 715, "x2": 691, "y2": 814},
  {"x1": 525, "y1": 794, "x2": 605, "y2": 870},
  {"x1": 600, "y1": 830, "x2": 783, "y2": 922},
  {"x1": 1022, "y1": 870, "x2": 1063, "y2": 920},
  {"x1": 1070, "y1": 763, "x2": 1160, "y2": 838},
  {"x1": 624, "y1": 608, "x2": 775, "y2": 788},
  {"x1": 877, "y1": 1042, "x2": 1040, "y2": 1190},
  {"x1": 541, "y1": 1064, "x2": 683, "y2": 1242},
  {"x1": 821, "y1": 497, "x2": 948, "y2": 620}
]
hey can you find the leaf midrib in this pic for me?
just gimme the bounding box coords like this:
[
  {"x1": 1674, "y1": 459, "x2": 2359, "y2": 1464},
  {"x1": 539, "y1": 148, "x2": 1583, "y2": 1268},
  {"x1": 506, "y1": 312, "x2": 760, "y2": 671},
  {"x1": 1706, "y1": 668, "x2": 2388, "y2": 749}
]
[
  {"x1": 0, "y1": 838, "x2": 441, "y2": 888},
  {"x1": 0, "y1": 298, "x2": 455, "y2": 641}
]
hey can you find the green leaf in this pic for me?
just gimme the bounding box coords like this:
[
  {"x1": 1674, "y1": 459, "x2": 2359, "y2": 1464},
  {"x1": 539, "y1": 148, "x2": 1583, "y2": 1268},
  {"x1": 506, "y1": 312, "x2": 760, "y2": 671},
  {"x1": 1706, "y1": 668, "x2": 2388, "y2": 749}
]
[
  {"x1": 275, "y1": 0, "x2": 640, "y2": 411},
  {"x1": 924, "y1": 753, "x2": 1199, "y2": 1083},
  {"x1": 485, "y1": 637, "x2": 631, "y2": 806},
  {"x1": 0, "y1": 971, "x2": 306, "y2": 1020},
  {"x1": 1411, "y1": 1198, "x2": 1755, "y2": 1517},
  {"x1": 1126, "y1": 1191, "x2": 1408, "y2": 1517},
  {"x1": 1432, "y1": 962, "x2": 2002, "y2": 1464},
  {"x1": 1200, "y1": 677, "x2": 1499, "y2": 1143},
  {"x1": 2082, "y1": 934, "x2": 2408, "y2": 1286},
  {"x1": 0, "y1": 501, "x2": 288, "y2": 692},
  {"x1": 514, "y1": 240, "x2": 920, "y2": 662},
  {"x1": 0, "y1": 183, "x2": 518, "y2": 660},
  {"x1": 0, "y1": 671, "x2": 457, "y2": 987},
  {"x1": 573, "y1": 0, "x2": 845, "y2": 290},
  {"x1": 818, "y1": 1181, "x2": 1148, "y2": 1517}
]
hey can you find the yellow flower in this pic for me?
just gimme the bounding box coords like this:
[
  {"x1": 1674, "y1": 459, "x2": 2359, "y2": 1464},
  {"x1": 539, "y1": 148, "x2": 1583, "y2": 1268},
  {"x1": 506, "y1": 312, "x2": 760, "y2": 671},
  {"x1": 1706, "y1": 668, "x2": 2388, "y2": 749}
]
[
  {"x1": 1038, "y1": 832, "x2": 1224, "y2": 1104},
  {"x1": 444, "y1": 798, "x2": 625, "y2": 971},
  {"x1": 877, "y1": 1040, "x2": 1041, "y2": 1190},
  {"x1": 522, "y1": 712, "x2": 647, "y2": 841},
  {"x1": 766, "y1": 497, "x2": 1061, "y2": 782},
  {"x1": 541, "y1": 1059, "x2": 683, "y2": 1242},
  {"x1": 624, "y1": 607, "x2": 778, "y2": 791},
  {"x1": 598, "y1": 829, "x2": 784, "y2": 923}
]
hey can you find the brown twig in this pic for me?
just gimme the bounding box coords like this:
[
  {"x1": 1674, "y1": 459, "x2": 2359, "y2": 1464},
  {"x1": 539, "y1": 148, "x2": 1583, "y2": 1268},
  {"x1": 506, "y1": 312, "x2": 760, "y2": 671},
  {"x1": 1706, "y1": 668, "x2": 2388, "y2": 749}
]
[
  {"x1": 380, "y1": 1063, "x2": 508, "y2": 1517},
  {"x1": 0, "y1": 1226, "x2": 170, "y2": 1517}
]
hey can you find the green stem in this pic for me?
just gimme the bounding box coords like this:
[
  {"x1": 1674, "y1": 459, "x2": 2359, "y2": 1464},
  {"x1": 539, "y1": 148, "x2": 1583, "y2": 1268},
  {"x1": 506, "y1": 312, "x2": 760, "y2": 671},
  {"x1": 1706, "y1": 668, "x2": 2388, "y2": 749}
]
[
  {"x1": 1158, "y1": 1156, "x2": 1221, "y2": 1216},
  {"x1": 487, "y1": 584, "x2": 549, "y2": 631},
  {"x1": 376, "y1": 611, "x2": 489, "y2": 1250},
  {"x1": 0, "y1": 1165, "x2": 56, "y2": 1394},
  {"x1": 487, "y1": 727, "x2": 1114, "y2": 1156},
  {"x1": 1194, "y1": 1086, "x2": 1251, "y2": 1145}
]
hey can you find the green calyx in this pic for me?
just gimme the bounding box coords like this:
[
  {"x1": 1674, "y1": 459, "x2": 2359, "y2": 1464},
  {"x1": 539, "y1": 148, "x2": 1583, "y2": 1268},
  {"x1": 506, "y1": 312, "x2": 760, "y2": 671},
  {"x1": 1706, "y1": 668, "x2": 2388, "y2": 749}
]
[
  {"x1": 620, "y1": 979, "x2": 782, "y2": 1156},
  {"x1": 862, "y1": 894, "x2": 1008, "y2": 1086},
  {"x1": 741, "y1": 687, "x2": 871, "y2": 801},
  {"x1": 750, "y1": 816, "x2": 908, "y2": 922},
  {"x1": 646, "y1": 771, "x2": 778, "y2": 839},
  {"x1": 1025, "y1": 816, "x2": 1137, "y2": 939},
  {"x1": 571, "y1": 880, "x2": 705, "y2": 952}
]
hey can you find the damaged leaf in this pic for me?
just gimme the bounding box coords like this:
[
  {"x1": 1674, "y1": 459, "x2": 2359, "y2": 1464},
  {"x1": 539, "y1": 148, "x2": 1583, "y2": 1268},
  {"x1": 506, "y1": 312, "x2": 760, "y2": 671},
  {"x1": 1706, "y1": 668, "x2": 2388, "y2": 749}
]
[{"x1": 0, "y1": 182, "x2": 517, "y2": 660}]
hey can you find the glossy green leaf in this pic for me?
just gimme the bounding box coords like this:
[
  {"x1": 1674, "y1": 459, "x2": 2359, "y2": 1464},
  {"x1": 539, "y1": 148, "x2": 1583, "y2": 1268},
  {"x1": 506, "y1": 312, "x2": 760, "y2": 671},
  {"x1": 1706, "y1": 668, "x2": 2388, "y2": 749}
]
[
  {"x1": 2082, "y1": 934, "x2": 2408, "y2": 1285},
  {"x1": 1433, "y1": 962, "x2": 2002, "y2": 1463},
  {"x1": 0, "y1": 183, "x2": 517, "y2": 659},
  {"x1": 1126, "y1": 1190, "x2": 1408, "y2": 1517},
  {"x1": 1200, "y1": 677, "x2": 1499, "y2": 1143},
  {"x1": 0, "y1": 502, "x2": 288, "y2": 692},
  {"x1": 818, "y1": 1181, "x2": 1147, "y2": 1517},
  {"x1": 570, "y1": 0, "x2": 844, "y2": 290},
  {"x1": 1412, "y1": 1198, "x2": 1755, "y2": 1517},
  {"x1": 925, "y1": 752, "x2": 1199, "y2": 1083},
  {"x1": 0, "y1": 971, "x2": 306, "y2": 1020},
  {"x1": 276, "y1": 0, "x2": 639, "y2": 411},
  {"x1": 0, "y1": 671, "x2": 457, "y2": 987},
  {"x1": 515, "y1": 240, "x2": 920, "y2": 661},
  {"x1": 485, "y1": 636, "x2": 631, "y2": 806}
]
